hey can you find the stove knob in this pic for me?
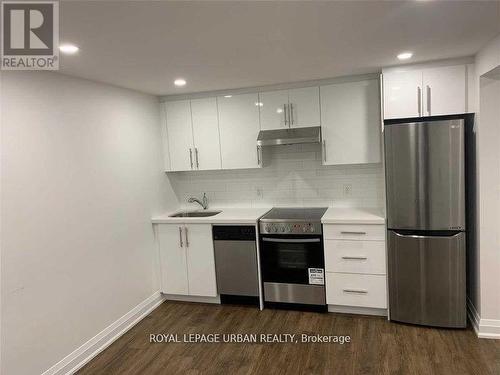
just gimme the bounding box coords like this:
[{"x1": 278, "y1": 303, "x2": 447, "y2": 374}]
[
  {"x1": 310, "y1": 226, "x2": 315, "y2": 233},
  {"x1": 302, "y1": 226, "x2": 307, "y2": 233}
]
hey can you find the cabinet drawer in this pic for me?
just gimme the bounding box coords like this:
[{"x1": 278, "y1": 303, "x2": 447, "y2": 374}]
[
  {"x1": 324, "y1": 240, "x2": 386, "y2": 274},
  {"x1": 323, "y1": 224, "x2": 385, "y2": 240},
  {"x1": 326, "y1": 273, "x2": 387, "y2": 308}
]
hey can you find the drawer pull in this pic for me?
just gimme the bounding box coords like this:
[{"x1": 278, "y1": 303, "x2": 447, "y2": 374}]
[
  {"x1": 343, "y1": 289, "x2": 368, "y2": 294},
  {"x1": 341, "y1": 256, "x2": 368, "y2": 260},
  {"x1": 340, "y1": 231, "x2": 367, "y2": 235}
]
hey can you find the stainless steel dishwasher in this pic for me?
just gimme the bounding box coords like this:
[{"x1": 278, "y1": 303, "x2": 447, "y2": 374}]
[{"x1": 213, "y1": 226, "x2": 259, "y2": 306}]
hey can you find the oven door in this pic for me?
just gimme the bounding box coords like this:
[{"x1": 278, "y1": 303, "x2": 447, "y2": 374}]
[{"x1": 260, "y1": 235, "x2": 325, "y2": 285}]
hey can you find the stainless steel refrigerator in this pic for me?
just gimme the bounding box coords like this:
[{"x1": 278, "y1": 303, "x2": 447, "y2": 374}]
[{"x1": 384, "y1": 117, "x2": 467, "y2": 328}]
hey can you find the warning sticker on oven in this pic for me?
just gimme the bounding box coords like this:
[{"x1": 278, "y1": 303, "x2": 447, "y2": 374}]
[{"x1": 308, "y1": 268, "x2": 325, "y2": 285}]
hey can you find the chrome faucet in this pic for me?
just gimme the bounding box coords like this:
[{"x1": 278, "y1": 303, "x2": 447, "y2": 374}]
[{"x1": 188, "y1": 192, "x2": 208, "y2": 210}]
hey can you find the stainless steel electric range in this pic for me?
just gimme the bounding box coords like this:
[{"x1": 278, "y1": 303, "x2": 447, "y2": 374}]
[{"x1": 259, "y1": 207, "x2": 328, "y2": 312}]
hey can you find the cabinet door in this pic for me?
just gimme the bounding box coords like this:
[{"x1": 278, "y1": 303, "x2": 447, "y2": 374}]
[
  {"x1": 158, "y1": 224, "x2": 188, "y2": 295},
  {"x1": 191, "y1": 97, "x2": 222, "y2": 170},
  {"x1": 259, "y1": 90, "x2": 288, "y2": 130},
  {"x1": 185, "y1": 224, "x2": 217, "y2": 297},
  {"x1": 288, "y1": 86, "x2": 320, "y2": 128},
  {"x1": 383, "y1": 70, "x2": 423, "y2": 119},
  {"x1": 164, "y1": 100, "x2": 194, "y2": 171},
  {"x1": 423, "y1": 65, "x2": 466, "y2": 117},
  {"x1": 320, "y1": 79, "x2": 381, "y2": 165},
  {"x1": 218, "y1": 93, "x2": 261, "y2": 169}
]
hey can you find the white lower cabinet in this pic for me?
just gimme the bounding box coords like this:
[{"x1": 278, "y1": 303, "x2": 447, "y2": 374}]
[
  {"x1": 324, "y1": 223, "x2": 387, "y2": 311},
  {"x1": 326, "y1": 273, "x2": 387, "y2": 309},
  {"x1": 158, "y1": 224, "x2": 217, "y2": 297},
  {"x1": 324, "y1": 239, "x2": 386, "y2": 275}
]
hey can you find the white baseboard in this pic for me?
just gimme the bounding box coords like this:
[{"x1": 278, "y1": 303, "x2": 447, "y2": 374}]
[
  {"x1": 163, "y1": 293, "x2": 221, "y2": 304},
  {"x1": 42, "y1": 291, "x2": 166, "y2": 375},
  {"x1": 328, "y1": 304, "x2": 387, "y2": 317},
  {"x1": 467, "y1": 298, "x2": 500, "y2": 339}
]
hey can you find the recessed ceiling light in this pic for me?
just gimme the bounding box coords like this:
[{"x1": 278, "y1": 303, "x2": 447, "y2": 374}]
[
  {"x1": 224, "y1": 95, "x2": 232, "y2": 98},
  {"x1": 255, "y1": 102, "x2": 263, "y2": 107},
  {"x1": 397, "y1": 52, "x2": 413, "y2": 60},
  {"x1": 174, "y1": 78, "x2": 186, "y2": 87},
  {"x1": 59, "y1": 44, "x2": 79, "y2": 54}
]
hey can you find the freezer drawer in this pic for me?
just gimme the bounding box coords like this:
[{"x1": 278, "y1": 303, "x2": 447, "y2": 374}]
[
  {"x1": 388, "y1": 230, "x2": 466, "y2": 328},
  {"x1": 384, "y1": 119, "x2": 465, "y2": 230}
]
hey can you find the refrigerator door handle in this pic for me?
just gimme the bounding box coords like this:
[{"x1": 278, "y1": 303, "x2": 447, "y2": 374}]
[{"x1": 391, "y1": 231, "x2": 463, "y2": 239}]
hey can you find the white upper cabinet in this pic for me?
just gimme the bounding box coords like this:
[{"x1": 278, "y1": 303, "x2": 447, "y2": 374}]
[
  {"x1": 320, "y1": 79, "x2": 381, "y2": 165},
  {"x1": 164, "y1": 100, "x2": 194, "y2": 171},
  {"x1": 383, "y1": 70, "x2": 423, "y2": 119},
  {"x1": 259, "y1": 90, "x2": 289, "y2": 130},
  {"x1": 422, "y1": 65, "x2": 466, "y2": 117},
  {"x1": 383, "y1": 64, "x2": 468, "y2": 119},
  {"x1": 218, "y1": 93, "x2": 262, "y2": 170},
  {"x1": 190, "y1": 97, "x2": 222, "y2": 170},
  {"x1": 258, "y1": 86, "x2": 320, "y2": 130},
  {"x1": 288, "y1": 86, "x2": 321, "y2": 128}
]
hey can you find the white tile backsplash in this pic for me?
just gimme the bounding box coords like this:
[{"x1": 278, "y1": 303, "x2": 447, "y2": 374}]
[{"x1": 168, "y1": 143, "x2": 385, "y2": 209}]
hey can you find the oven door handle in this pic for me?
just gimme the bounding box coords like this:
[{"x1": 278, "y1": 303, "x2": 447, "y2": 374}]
[{"x1": 262, "y1": 237, "x2": 321, "y2": 243}]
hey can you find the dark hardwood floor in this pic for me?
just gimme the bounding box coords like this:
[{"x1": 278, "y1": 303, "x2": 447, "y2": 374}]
[{"x1": 78, "y1": 301, "x2": 500, "y2": 375}]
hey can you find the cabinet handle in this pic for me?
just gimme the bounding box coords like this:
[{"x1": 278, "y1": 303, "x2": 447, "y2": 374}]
[
  {"x1": 417, "y1": 86, "x2": 422, "y2": 117},
  {"x1": 195, "y1": 147, "x2": 199, "y2": 169},
  {"x1": 290, "y1": 103, "x2": 294, "y2": 125},
  {"x1": 341, "y1": 256, "x2": 368, "y2": 260},
  {"x1": 179, "y1": 227, "x2": 183, "y2": 247},
  {"x1": 283, "y1": 104, "x2": 288, "y2": 126},
  {"x1": 189, "y1": 148, "x2": 193, "y2": 169},
  {"x1": 322, "y1": 140, "x2": 326, "y2": 162},
  {"x1": 343, "y1": 289, "x2": 368, "y2": 294},
  {"x1": 426, "y1": 85, "x2": 431, "y2": 115},
  {"x1": 184, "y1": 226, "x2": 189, "y2": 247},
  {"x1": 257, "y1": 146, "x2": 261, "y2": 166},
  {"x1": 340, "y1": 231, "x2": 367, "y2": 235}
]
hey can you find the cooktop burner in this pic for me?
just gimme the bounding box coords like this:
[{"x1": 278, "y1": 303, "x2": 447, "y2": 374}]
[
  {"x1": 259, "y1": 207, "x2": 328, "y2": 235},
  {"x1": 260, "y1": 207, "x2": 328, "y2": 222}
]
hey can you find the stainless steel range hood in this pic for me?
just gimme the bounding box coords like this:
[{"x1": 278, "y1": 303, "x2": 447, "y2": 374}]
[{"x1": 257, "y1": 126, "x2": 321, "y2": 146}]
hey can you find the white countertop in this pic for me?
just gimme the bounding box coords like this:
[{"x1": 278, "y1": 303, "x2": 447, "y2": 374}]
[
  {"x1": 321, "y1": 207, "x2": 385, "y2": 225},
  {"x1": 151, "y1": 207, "x2": 272, "y2": 225}
]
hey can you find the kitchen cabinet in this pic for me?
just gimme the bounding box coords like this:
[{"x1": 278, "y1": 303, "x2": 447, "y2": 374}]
[
  {"x1": 323, "y1": 223, "x2": 387, "y2": 311},
  {"x1": 422, "y1": 65, "x2": 466, "y2": 117},
  {"x1": 320, "y1": 79, "x2": 381, "y2": 165},
  {"x1": 163, "y1": 98, "x2": 222, "y2": 172},
  {"x1": 164, "y1": 100, "x2": 194, "y2": 171},
  {"x1": 258, "y1": 87, "x2": 320, "y2": 130},
  {"x1": 158, "y1": 223, "x2": 217, "y2": 297},
  {"x1": 288, "y1": 86, "x2": 321, "y2": 128},
  {"x1": 218, "y1": 93, "x2": 262, "y2": 169},
  {"x1": 383, "y1": 64, "x2": 467, "y2": 119},
  {"x1": 382, "y1": 70, "x2": 423, "y2": 119},
  {"x1": 259, "y1": 90, "x2": 289, "y2": 130},
  {"x1": 191, "y1": 97, "x2": 222, "y2": 170}
]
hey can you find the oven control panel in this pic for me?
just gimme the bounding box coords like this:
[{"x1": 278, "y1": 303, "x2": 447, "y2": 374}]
[{"x1": 259, "y1": 222, "x2": 322, "y2": 235}]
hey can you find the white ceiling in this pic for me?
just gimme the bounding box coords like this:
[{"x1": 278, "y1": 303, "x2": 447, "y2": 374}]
[{"x1": 59, "y1": 1, "x2": 500, "y2": 96}]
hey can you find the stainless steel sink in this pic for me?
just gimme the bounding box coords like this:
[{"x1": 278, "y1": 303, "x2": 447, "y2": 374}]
[{"x1": 169, "y1": 210, "x2": 222, "y2": 218}]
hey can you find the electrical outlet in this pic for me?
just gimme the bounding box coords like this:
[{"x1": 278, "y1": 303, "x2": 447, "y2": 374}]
[{"x1": 343, "y1": 184, "x2": 352, "y2": 197}]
